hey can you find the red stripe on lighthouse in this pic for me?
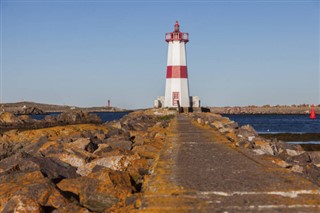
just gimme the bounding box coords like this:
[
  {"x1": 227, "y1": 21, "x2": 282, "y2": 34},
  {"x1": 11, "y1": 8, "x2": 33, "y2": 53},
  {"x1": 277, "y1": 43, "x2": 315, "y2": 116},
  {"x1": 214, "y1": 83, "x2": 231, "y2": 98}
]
[{"x1": 166, "y1": 66, "x2": 188, "y2": 78}]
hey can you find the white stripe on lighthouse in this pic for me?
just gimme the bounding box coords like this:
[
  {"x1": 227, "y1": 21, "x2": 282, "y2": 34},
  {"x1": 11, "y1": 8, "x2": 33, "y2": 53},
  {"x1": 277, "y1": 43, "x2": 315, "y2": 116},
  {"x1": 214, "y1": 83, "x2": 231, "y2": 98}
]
[
  {"x1": 164, "y1": 78, "x2": 190, "y2": 107},
  {"x1": 167, "y1": 41, "x2": 186, "y2": 66}
]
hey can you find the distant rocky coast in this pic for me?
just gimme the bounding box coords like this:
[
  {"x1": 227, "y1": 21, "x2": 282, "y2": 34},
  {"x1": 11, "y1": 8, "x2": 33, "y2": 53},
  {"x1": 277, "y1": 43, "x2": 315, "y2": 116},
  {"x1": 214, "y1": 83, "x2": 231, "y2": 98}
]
[
  {"x1": 210, "y1": 104, "x2": 319, "y2": 114},
  {"x1": 0, "y1": 101, "x2": 129, "y2": 114}
]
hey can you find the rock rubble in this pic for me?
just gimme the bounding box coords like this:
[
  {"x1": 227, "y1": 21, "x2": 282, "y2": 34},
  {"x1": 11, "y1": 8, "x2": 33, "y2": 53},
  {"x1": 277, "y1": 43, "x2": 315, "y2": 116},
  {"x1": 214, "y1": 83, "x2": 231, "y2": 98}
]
[
  {"x1": 0, "y1": 109, "x2": 175, "y2": 212},
  {"x1": 0, "y1": 110, "x2": 101, "y2": 132}
]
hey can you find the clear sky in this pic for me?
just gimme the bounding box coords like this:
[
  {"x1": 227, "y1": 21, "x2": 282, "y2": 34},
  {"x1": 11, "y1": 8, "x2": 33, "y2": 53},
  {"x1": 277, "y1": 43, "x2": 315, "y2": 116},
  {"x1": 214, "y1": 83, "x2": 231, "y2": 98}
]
[{"x1": 1, "y1": 0, "x2": 319, "y2": 109}]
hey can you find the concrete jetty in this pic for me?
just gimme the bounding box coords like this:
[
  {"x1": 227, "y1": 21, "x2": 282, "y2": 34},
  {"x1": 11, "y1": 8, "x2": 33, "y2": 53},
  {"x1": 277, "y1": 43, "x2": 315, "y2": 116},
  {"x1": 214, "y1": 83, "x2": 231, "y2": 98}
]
[{"x1": 139, "y1": 114, "x2": 320, "y2": 212}]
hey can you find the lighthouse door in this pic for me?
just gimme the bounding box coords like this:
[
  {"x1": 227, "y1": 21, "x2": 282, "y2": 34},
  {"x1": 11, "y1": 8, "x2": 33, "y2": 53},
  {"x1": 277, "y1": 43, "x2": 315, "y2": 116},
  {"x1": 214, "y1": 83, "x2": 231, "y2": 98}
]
[{"x1": 172, "y1": 92, "x2": 179, "y2": 106}]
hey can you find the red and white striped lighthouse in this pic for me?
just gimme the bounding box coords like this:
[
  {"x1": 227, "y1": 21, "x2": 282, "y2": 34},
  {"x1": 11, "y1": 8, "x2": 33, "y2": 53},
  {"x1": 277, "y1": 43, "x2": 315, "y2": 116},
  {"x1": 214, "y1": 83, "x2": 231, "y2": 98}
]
[{"x1": 164, "y1": 21, "x2": 190, "y2": 108}]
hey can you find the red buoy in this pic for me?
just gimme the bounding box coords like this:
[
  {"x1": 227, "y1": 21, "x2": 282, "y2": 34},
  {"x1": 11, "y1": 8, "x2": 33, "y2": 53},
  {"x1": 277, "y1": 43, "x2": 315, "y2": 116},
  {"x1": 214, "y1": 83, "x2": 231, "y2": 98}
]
[{"x1": 310, "y1": 105, "x2": 316, "y2": 119}]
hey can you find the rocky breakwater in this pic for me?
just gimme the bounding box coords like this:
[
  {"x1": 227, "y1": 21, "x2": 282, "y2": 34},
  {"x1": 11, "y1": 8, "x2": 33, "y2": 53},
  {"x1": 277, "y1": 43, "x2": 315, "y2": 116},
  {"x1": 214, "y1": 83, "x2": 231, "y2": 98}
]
[
  {"x1": 0, "y1": 109, "x2": 175, "y2": 212},
  {"x1": 190, "y1": 113, "x2": 320, "y2": 186}
]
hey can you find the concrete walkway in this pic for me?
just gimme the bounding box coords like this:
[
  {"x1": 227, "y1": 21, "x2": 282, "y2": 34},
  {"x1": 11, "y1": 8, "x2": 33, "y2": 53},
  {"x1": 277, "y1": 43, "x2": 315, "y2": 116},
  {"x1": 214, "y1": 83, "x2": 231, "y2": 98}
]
[{"x1": 139, "y1": 115, "x2": 320, "y2": 212}]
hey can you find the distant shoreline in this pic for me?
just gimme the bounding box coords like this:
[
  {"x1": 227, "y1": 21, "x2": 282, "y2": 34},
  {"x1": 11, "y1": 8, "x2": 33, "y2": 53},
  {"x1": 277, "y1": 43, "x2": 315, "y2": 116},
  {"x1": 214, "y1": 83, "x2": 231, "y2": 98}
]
[
  {"x1": 209, "y1": 105, "x2": 319, "y2": 115},
  {"x1": 0, "y1": 101, "x2": 319, "y2": 115},
  {"x1": 0, "y1": 101, "x2": 131, "y2": 114}
]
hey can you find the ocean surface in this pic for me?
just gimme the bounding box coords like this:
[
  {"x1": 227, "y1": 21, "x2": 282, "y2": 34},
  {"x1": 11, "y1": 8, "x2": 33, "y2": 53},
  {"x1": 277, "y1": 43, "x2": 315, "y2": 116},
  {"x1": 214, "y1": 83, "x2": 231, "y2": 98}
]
[
  {"x1": 31, "y1": 112, "x2": 129, "y2": 123},
  {"x1": 30, "y1": 112, "x2": 320, "y2": 145},
  {"x1": 222, "y1": 114, "x2": 320, "y2": 134},
  {"x1": 31, "y1": 113, "x2": 320, "y2": 134}
]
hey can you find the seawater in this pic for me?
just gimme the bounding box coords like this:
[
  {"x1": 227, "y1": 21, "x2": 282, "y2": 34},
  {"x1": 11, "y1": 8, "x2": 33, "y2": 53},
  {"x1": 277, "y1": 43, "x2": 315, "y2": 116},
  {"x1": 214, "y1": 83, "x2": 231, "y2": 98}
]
[
  {"x1": 31, "y1": 113, "x2": 320, "y2": 133},
  {"x1": 223, "y1": 114, "x2": 320, "y2": 134},
  {"x1": 30, "y1": 112, "x2": 129, "y2": 123}
]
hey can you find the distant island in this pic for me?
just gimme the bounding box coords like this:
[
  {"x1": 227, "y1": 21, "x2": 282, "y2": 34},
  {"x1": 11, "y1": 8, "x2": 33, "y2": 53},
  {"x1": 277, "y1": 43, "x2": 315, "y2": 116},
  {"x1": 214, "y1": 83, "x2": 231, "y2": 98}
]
[
  {"x1": 0, "y1": 101, "x2": 130, "y2": 114},
  {"x1": 209, "y1": 104, "x2": 319, "y2": 115}
]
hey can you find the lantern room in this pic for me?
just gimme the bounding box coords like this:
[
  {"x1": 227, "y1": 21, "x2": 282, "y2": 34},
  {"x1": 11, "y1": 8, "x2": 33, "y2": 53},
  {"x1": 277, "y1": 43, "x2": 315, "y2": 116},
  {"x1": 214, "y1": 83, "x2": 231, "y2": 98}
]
[{"x1": 165, "y1": 21, "x2": 189, "y2": 43}]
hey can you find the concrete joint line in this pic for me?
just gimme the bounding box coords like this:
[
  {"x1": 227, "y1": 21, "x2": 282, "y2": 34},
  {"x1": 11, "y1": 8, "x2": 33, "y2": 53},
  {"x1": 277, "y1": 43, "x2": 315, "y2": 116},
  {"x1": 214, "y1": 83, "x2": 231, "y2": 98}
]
[
  {"x1": 198, "y1": 190, "x2": 320, "y2": 198},
  {"x1": 223, "y1": 204, "x2": 320, "y2": 210}
]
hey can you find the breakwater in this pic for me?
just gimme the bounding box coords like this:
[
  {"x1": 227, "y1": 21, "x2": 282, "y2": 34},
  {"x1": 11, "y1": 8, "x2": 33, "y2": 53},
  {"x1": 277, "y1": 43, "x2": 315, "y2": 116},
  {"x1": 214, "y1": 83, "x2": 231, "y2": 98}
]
[{"x1": 1, "y1": 110, "x2": 320, "y2": 211}]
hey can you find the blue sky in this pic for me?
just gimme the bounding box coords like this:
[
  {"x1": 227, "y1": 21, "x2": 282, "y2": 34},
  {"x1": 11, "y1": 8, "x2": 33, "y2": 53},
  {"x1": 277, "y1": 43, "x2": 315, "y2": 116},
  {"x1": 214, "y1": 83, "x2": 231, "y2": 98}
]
[{"x1": 1, "y1": 0, "x2": 319, "y2": 109}]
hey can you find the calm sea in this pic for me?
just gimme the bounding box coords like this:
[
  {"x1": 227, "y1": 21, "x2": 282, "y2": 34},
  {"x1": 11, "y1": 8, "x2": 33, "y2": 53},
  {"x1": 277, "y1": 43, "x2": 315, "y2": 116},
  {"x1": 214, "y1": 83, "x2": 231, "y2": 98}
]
[
  {"x1": 30, "y1": 112, "x2": 319, "y2": 144},
  {"x1": 223, "y1": 114, "x2": 320, "y2": 134},
  {"x1": 31, "y1": 113, "x2": 320, "y2": 134},
  {"x1": 31, "y1": 112, "x2": 129, "y2": 123}
]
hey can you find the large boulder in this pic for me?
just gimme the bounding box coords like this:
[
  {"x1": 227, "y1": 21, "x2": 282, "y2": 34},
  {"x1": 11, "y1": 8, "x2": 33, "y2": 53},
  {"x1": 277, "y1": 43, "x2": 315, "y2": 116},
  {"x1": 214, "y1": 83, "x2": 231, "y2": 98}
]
[
  {"x1": 57, "y1": 110, "x2": 101, "y2": 124},
  {"x1": 0, "y1": 112, "x2": 23, "y2": 125},
  {"x1": 17, "y1": 107, "x2": 44, "y2": 115},
  {"x1": 106, "y1": 136, "x2": 132, "y2": 151},
  {"x1": 57, "y1": 168, "x2": 133, "y2": 212},
  {"x1": 0, "y1": 171, "x2": 68, "y2": 212},
  {"x1": 18, "y1": 115, "x2": 35, "y2": 123},
  {"x1": 132, "y1": 144, "x2": 159, "y2": 159},
  {"x1": 0, "y1": 150, "x2": 79, "y2": 181}
]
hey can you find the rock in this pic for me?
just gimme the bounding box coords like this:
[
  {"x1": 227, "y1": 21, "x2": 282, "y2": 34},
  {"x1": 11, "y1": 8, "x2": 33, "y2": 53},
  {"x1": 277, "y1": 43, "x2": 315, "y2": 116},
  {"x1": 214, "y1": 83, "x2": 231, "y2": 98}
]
[
  {"x1": 127, "y1": 157, "x2": 149, "y2": 183},
  {"x1": 0, "y1": 140, "x2": 25, "y2": 161},
  {"x1": 85, "y1": 142, "x2": 99, "y2": 153},
  {"x1": 274, "y1": 141, "x2": 297, "y2": 154},
  {"x1": 291, "y1": 165, "x2": 304, "y2": 173},
  {"x1": 18, "y1": 115, "x2": 35, "y2": 123},
  {"x1": 44, "y1": 115, "x2": 57, "y2": 123},
  {"x1": 248, "y1": 136, "x2": 256, "y2": 142},
  {"x1": 66, "y1": 138, "x2": 91, "y2": 150},
  {"x1": 93, "y1": 133, "x2": 106, "y2": 141},
  {"x1": 93, "y1": 144, "x2": 113, "y2": 156},
  {"x1": 254, "y1": 140, "x2": 275, "y2": 155},
  {"x1": 18, "y1": 107, "x2": 44, "y2": 115},
  {"x1": 219, "y1": 127, "x2": 233, "y2": 134},
  {"x1": 308, "y1": 152, "x2": 320, "y2": 165},
  {"x1": 111, "y1": 121, "x2": 122, "y2": 129},
  {"x1": 291, "y1": 152, "x2": 312, "y2": 164},
  {"x1": 225, "y1": 132, "x2": 237, "y2": 143},
  {"x1": 49, "y1": 152, "x2": 87, "y2": 169},
  {"x1": 57, "y1": 110, "x2": 101, "y2": 124},
  {"x1": 77, "y1": 150, "x2": 139, "y2": 176},
  {"x1": 272, "y1": 159, "x2": 292, "y2": 168},
  {"x1": 238, "y1": 125, "x2": 258, "y2": 136},
  {"x1": 154, "y1": 133, "x2": 165, "y2": 141},
  {"x1": 2, "y1": 195, "x2": 42, "y2": 213},
  {"x1": 252, "y1": 149, "x2": 266, "y2": 155},
  {"x1": 304, "y1": 164, "x2": 320, "y2": 185},
  {"x1": 286, "y1": 149, "x2": 305, "y2": 157},
  {"x1": 0, "y1": 147, "x2": 79, "y2": 180},
  {"x1": 210, "y1": 121, "x2": 223, "y2": 129},
  {"x1": 235, "y1": 125, "x2": 260, "y2": 148},
  {"x1": 106, "y1": 136, "x2": 132, "y2": 151},
  {"x1": 0, "y1": 171, "x2": 68, "y2": 212},
  {"x1": 197, "y1": 118, "x2": 203, "y2": 125},
  {"x1": 132, "y1": 145, "x2": 159, "y2": 159},
  {"x1": 130, "y1": 132, "x2": 144, "y2": 146},
  {"x1": 57, "y1": 168, "x2": 133, "y2": 212},
  {"x1": 0, "y1": 152, "x2": 30, "y2": 175},
  {"x1": 0, "y1": 112, "x2": 23, "y2": 125},
  {"x1": 31, "y1": 156, "x2": 80, "y2": 180},
  {"x1": 52, "y1": 203, "x2": 90, "y2": 213}
]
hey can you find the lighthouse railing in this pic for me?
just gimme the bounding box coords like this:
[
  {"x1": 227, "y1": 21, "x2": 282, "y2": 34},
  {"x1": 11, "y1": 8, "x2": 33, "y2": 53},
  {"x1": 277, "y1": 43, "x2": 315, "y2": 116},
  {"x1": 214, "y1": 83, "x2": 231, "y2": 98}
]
[{"x1": 165, "y1": 32, "x2": 189, "y2": 42}]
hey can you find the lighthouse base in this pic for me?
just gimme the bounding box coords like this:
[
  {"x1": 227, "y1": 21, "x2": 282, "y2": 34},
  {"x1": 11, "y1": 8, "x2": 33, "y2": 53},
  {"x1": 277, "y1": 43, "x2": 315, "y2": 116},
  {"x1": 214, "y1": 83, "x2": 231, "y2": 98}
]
[{"x1": 154, "y1": 96, "x2": 200, "y2": 109}]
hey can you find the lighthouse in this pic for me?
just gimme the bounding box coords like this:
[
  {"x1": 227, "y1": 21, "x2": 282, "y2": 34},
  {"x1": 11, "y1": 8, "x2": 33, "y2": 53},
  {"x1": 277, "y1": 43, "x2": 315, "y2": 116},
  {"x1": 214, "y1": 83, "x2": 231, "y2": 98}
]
[
  {"x1": 164, "y1": 21, "x2": 190, "y2": 108},
  {"x1": 154, "y1": 21, "x2": 200, "y2": 109}
]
